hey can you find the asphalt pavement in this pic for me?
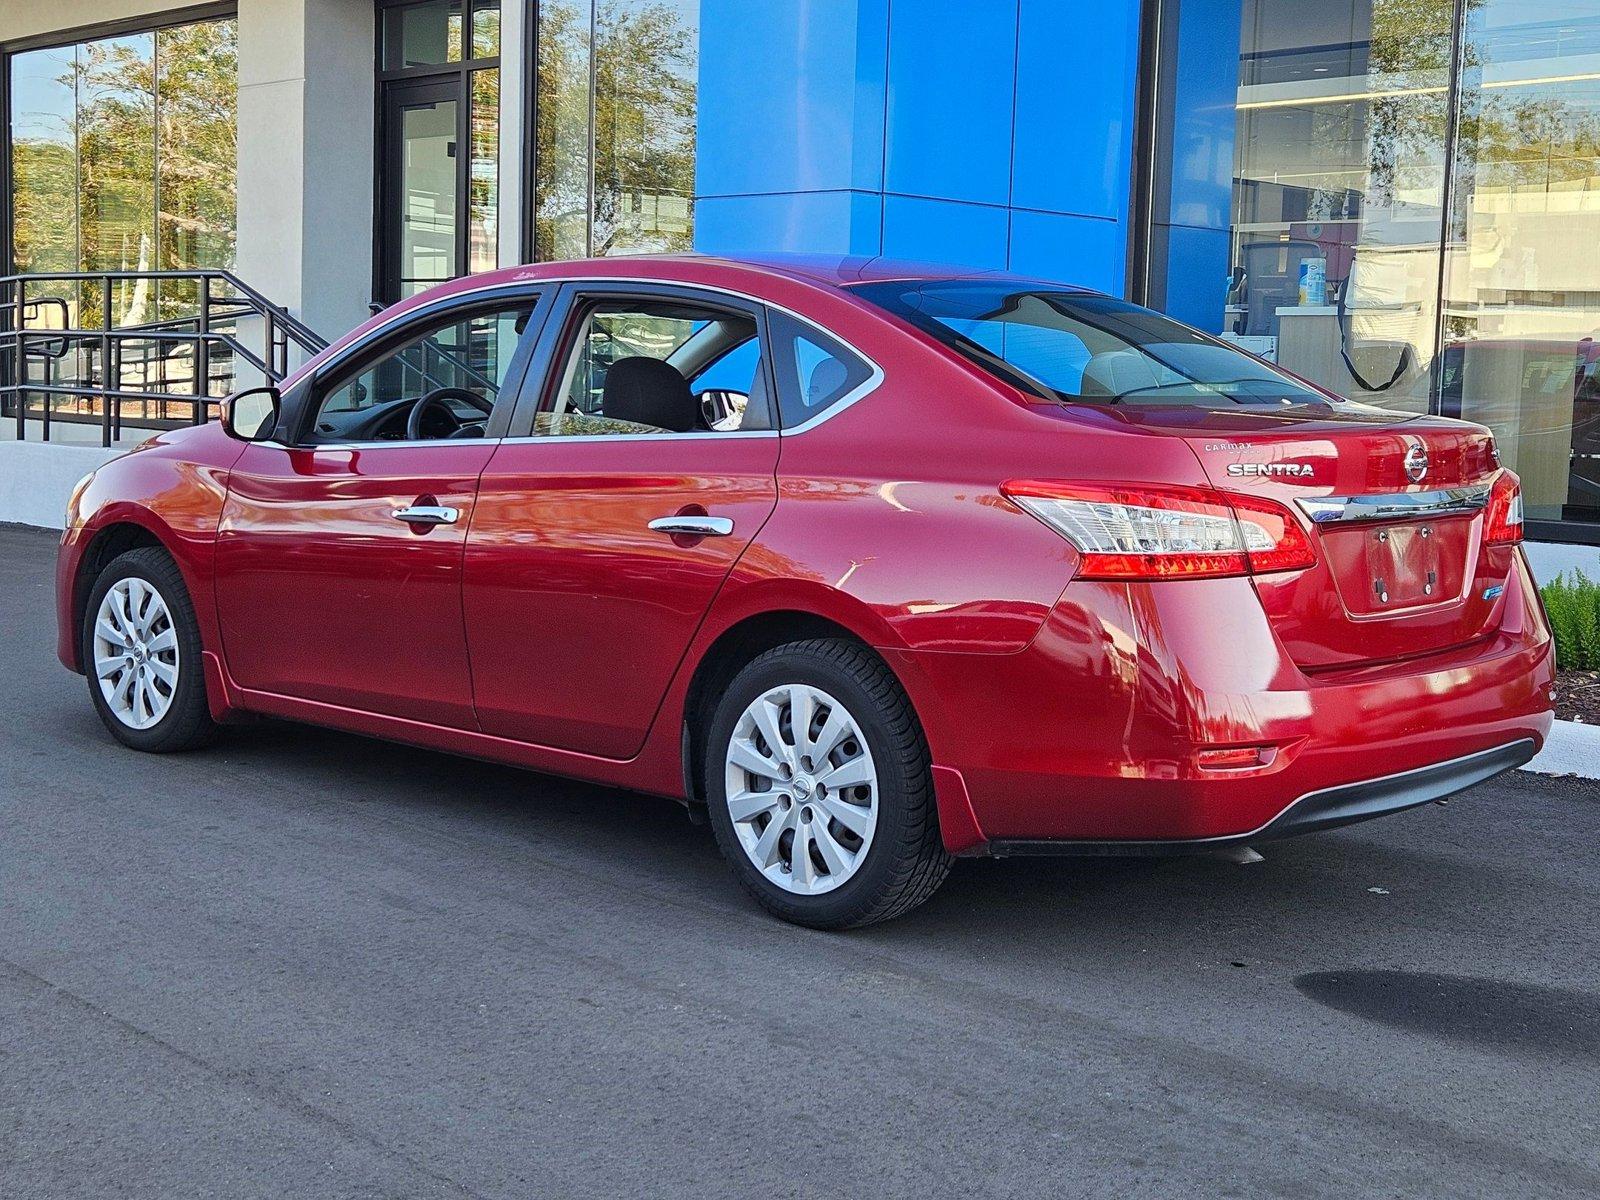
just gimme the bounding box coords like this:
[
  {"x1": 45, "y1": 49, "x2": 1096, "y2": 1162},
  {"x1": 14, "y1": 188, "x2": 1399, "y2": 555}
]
[{"x1": 2, "y1": 521, "x2": 1597, "y2": 1198}]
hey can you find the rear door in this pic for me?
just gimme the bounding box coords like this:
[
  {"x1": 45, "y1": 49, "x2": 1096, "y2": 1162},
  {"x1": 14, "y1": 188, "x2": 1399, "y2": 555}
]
[{"x1": 462, "y1": 282, "x2": 781, "y2": 758}]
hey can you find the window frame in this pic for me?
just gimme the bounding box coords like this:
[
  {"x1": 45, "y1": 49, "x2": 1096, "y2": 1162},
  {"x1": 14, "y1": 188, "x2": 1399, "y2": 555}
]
[
  {"x1": 506, "y1": 280, "x2": 781, "y2": 440},
  {"x1": 282, "y1": 281, "x2": 550, "y2": 448}
]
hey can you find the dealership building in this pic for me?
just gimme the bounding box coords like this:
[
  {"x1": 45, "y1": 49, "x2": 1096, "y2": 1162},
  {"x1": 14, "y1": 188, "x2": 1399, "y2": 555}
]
[{"x1": 3, "y1": 0, "x2": 1599, "y2": 564}]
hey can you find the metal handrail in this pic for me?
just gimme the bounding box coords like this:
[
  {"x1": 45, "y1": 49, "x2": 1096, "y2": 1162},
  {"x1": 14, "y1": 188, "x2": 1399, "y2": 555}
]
[
  {"x1": 115, "y1": 299, "x2": 258, "y2": 336},
  {"x1": 0, "y1": 295, "x2": 72, "y2": 359},
  {"x1": 3, "y1": 269, "x2": 326, "y2": 355},
  {"x1": 15, "y1": 327, "x2": 274, "y2": 376},
  {"x1": 0, "y1": 268, "x2": 327, "y2": 446}
]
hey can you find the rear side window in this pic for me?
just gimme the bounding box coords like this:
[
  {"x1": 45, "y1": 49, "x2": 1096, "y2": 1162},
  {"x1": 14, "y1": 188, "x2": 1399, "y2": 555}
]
[
  {"x1": 538, "y1": 297, "x2": 772, "y2": 436},
  {"x1": 767, "y1": 311, "x2": 874, "y2": 428}
]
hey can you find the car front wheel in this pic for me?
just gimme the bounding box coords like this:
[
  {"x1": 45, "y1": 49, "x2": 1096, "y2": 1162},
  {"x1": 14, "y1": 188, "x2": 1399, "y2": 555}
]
[
  {"x1": 82, "y1": 546, "x2": 218, "y2": 753},
  {"x1": 704, "y1": 638, "x2": 952, "y2": 929}
]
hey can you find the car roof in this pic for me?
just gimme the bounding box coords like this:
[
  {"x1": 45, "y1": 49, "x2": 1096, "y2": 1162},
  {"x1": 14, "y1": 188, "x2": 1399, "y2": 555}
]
[{"x1": 446, "y1": 252, "x2": 1095, "y2": 295}]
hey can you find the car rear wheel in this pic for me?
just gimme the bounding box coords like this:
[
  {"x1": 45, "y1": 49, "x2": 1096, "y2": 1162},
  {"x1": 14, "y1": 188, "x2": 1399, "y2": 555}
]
[
  {"x1": 83, "y1": 546, "x2": 217, "y2": 753},
  {"x1": 704, "y1": 638, "x2": 952, "y2": 929}
]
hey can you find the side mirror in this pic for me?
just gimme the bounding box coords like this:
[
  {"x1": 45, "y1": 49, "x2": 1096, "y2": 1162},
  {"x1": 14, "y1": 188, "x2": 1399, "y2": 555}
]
[
  {"x1": 699, "y1": 388, "x2": 749, "y2": 432},
  {"x1": 222, "y1": 386, "x2": 281, "y2": 442}
]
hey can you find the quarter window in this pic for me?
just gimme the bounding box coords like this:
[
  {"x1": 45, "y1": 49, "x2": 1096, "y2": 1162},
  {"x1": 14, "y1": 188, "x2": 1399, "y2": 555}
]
[{"x1": 767, "y1": 311, "x2": 874, "y2": 428}]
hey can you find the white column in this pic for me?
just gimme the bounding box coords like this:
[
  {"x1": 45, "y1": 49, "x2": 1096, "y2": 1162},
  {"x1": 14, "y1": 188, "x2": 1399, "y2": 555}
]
[
  {"x1": 498, "y1": 0, "x2": 528, "y2": 269},
  {"x1": 235, "y1": 0, "x2": 375, "y2": 347}
]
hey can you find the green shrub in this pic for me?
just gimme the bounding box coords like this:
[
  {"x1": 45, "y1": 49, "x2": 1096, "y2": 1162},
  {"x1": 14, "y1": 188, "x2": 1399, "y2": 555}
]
[{"x1": 1541, "y1": 569, "x2": 1600, "y2": 670}]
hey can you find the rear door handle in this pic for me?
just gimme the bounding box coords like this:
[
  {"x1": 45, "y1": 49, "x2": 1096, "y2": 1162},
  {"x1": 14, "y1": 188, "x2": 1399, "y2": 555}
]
[
  {"x1": 648, "y1": 515, "x2": 734, "y2": 537},
  {"x1": 392, "y1": 504, "x2": 460, "y2": 526}
]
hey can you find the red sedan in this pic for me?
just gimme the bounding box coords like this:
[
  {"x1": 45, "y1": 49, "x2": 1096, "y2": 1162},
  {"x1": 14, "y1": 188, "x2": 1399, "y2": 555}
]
[{"x1": 57, "y1": 255, "x2": 1554, "y2": 927}]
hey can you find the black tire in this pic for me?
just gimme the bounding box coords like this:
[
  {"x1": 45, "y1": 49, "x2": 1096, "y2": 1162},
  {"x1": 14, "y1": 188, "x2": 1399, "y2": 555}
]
[
  {"x1": 703, "y1": 638, "x2": 952, "y2": 929},
  {"x1": 81, "y1": 546, "x2": 218, "y2": 753}
]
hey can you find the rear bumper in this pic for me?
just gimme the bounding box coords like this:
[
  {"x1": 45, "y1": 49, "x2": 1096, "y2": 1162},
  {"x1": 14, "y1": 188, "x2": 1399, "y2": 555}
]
[
  {"x1": 985, "y1": 739, "x2": 1536, "y2": 856},
  {"x1": 892, "y1": 551, "x2": 1554, "y2": 851}
]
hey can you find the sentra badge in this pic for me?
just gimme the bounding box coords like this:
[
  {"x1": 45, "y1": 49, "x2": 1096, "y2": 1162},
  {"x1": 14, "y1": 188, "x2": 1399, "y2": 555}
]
[{"x1": 1226, "y1": 462, "x2": 1315, "y2": 478}]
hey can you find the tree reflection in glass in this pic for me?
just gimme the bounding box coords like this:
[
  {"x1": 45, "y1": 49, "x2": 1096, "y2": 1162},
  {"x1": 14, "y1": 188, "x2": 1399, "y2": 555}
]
[
  {"x1": 592, "y1": 0, "x2": 697, "y2": 255},
  {"x1": 6, "y1": 18, "x2": 237, "y2": 422},
  {"x1": 533, "y1": 0, "x2": 698, "y2": 261},
  {"x1": 156, "y1": 20, "x2": 239, "y2": 326}
]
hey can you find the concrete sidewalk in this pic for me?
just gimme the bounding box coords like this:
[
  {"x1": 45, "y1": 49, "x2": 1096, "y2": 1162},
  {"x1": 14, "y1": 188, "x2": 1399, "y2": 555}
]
[{"x1": 1525, "y1": 718, "x2": 1600, "y2": 778}]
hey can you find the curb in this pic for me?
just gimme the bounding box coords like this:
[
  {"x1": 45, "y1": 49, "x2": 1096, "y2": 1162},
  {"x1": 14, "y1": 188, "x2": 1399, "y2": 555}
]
[{"x1": 1521, "y1": 718, "x2": 1600, "y2": 779}]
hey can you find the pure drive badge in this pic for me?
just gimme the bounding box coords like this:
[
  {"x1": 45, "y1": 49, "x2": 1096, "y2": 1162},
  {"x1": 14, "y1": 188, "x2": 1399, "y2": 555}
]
[{"x1": 1226, "y1": 462, "x2": 1315, "y2": 478}]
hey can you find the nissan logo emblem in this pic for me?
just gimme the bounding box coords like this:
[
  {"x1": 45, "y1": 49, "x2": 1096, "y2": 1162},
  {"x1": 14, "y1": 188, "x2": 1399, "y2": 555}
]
[{"x1": 1404, "y1": 443, "x2": 1429, "y2": 484}]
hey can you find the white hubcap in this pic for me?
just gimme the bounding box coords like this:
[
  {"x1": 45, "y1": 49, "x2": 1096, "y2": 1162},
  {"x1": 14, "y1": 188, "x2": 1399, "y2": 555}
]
[
  {"x1": 93, "y1": 578, "x2": 180, "y2": 730},
  {"x1": 724, "y1": 683, "x2": 878, "y2": 896}
]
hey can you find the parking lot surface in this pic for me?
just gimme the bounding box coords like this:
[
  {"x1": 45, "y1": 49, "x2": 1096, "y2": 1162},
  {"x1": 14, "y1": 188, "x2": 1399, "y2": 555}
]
[{"x1": 2, "y1": 523, "x2": 1597, "y2": 1198}]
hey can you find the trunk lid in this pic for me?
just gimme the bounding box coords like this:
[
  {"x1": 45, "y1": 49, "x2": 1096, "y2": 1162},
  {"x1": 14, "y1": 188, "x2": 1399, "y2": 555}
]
[{"x1": 1124, "y1": 406, "x2": 1508, "y2": 670}]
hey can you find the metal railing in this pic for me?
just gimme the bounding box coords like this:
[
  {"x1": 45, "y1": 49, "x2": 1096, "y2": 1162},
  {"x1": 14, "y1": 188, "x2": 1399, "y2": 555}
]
[{"x1": 0, "y1": 270, "x2": 328, "y2": 446}]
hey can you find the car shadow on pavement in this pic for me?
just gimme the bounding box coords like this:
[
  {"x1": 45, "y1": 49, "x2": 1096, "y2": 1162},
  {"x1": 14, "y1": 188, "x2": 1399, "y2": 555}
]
[
  {"x1": 1295, "y1": 970, "x2": 1600, "y2": 1059},
  {"x1": 212, "y1": 715, "x2": 1540, "y2": 962}
]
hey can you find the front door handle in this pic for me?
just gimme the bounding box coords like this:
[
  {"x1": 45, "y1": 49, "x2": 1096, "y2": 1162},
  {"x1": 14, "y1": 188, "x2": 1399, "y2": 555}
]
[
  {"x1": 648, "y1": 515, "x2": 734, "y2": 537},
  {"x1": 392, "y1": 504, "x2": 460, "y2": 526}
]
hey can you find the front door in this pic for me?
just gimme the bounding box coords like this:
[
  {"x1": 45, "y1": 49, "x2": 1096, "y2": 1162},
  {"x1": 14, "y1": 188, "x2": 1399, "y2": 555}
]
[
  {"x1": 380, "y1": 78, "x2": 461, "y2": 302},
  {"x1": 216, "y1": 289, "x2": 545, "y2": 727},
  {"x1": 464, "y1": 284, "x2": 781, "y2": 759}
]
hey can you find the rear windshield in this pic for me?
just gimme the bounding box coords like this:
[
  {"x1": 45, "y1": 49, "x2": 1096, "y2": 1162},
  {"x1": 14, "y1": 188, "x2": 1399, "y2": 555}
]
[{"x1": 851, "y1": 280, "x2": 1336, "y2": 410}]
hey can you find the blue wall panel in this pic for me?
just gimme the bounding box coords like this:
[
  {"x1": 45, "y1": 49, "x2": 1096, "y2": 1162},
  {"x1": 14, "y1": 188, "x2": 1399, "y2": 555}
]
[
  {"x1": 881, "y1": 196, "x2": 1009, "y2": 270},
  {"x1": 1158, "y1": 224, "x2": 1232, "y2": 330},
  {"x1": 695, "y1": 0, "x2": 1144, "y2": 295},
  {"x1": 695, "y1": 192, "x2": 883, "y2": 256},
  {"x1": 1011, "y1": 0, "x2": 1140, "y2": 221},
  {"x1": 1142, "y1": 0, "x2": 1242, "y2": 327},
  {"x1": 1165, "y1": 0, "x2": 1242, "y2": 232},
  {"x1": 696, "y1": 0, "x2": 888, "y2": 198},
  {"x1": 1009, "y1": 210, "x2": 1126, "y2": 294},
  {"x1": 883, "y1": 0, "x2": 1017, "y2": 207}
]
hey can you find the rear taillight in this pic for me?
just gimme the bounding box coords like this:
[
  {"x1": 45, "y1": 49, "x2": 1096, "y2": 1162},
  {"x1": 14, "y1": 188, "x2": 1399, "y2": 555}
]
[
  {"x1": 1001, "y1": 481, "x2": 1317, "y2": 580},
  {"x1": 1484, "y1": 470, "x2": 1524, "y2": 546}
]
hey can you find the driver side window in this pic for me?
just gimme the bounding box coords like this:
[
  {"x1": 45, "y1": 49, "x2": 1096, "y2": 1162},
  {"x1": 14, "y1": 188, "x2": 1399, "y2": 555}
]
[{"x1": 307, "y1": 301, "x2": 534, "y2": 444}]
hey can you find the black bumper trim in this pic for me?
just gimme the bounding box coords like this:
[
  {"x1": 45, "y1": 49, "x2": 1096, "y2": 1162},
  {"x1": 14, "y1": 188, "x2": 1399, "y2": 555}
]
[{"x1": 982, "y1": 739, "x2": 1538, "y2": 858}]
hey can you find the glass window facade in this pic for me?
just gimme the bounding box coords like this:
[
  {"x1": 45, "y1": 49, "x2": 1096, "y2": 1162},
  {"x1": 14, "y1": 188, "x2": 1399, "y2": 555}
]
[
  {"x1": 1217, "y1": 0, "x2": 1600, "y2": 530},
  {"x1": 533, "y1": 0, "x2": 699, "y2": 261},
  {"x1": 7, "y1": 17, "x2": 238, "y2": 324},
  {"x1": 395, "y1": 89, "x2": 460, "y2": 291}
]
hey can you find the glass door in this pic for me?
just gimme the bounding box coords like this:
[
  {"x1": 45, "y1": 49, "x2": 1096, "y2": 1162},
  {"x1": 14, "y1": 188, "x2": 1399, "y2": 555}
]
[{"x1": 381, "y1": 79, "x2": 460, "y2": 300}]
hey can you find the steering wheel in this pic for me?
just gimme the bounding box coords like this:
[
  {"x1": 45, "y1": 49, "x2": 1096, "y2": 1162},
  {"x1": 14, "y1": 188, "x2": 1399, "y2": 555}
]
[{"x1": 405, "y1": 387, "x2": 492, "y2": 441}]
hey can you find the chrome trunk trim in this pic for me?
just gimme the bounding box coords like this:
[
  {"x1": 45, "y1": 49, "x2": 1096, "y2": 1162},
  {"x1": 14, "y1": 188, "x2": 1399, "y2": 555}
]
[{"x1": 1295, "y1": 484, "x2": 1491, "y2": 525}]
